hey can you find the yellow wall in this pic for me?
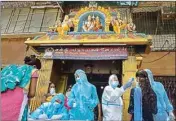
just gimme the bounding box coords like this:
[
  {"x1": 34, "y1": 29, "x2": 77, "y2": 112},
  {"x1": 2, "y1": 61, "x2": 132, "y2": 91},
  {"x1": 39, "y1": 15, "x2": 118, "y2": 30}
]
[
  {"x1": 30, "y1": 59, "x2": 53, "y2": 111},
  {"x1": 122, "y1": 56, "x2": 137, "y2": 121}
]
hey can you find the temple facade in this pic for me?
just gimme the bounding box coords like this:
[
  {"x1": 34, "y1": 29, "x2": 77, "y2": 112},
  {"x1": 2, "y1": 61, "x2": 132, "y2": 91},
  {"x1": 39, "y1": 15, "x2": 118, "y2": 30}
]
[{"x1": 1, "y1": 1, "x2": 175, "y2": 119}]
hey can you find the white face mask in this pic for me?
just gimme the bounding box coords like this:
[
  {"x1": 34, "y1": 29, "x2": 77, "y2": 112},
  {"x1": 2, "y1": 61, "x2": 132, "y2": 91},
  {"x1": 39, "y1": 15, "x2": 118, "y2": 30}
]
[
  {"x1": 111, "y1": 81, "x2": 119, "y2": 89},
  {"x1": 50, "y1": 88, "x2": 56, "y2": 95},
  {"x1": 135, "y1": 78, "x2": 139, "y2": 87},
  {"x1": 66, "y1": 91, "x2": 71, "y2": 97}
]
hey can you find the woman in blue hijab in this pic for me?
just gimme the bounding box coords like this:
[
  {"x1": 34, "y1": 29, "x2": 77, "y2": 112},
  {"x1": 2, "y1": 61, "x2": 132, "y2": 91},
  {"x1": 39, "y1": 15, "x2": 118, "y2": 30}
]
[
  {"x1": 145, "y1": 69, "x2": 175, "y2": 121},
  {"x1": 128, "y1": 70, "x2": 158, "y2": 121},
  {"x1": 67, "y1": 69, "x2": 99, "y2": 120}
]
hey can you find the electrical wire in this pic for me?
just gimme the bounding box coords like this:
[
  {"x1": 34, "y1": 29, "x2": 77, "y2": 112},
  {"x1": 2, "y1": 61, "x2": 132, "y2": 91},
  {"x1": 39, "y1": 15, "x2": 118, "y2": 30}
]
[
  {"x1": 143, "y1": 43, "x2": 175, "y2": 63},
  {"x1": 143, "y1": 51, "x2": 170, "y2": 63}
]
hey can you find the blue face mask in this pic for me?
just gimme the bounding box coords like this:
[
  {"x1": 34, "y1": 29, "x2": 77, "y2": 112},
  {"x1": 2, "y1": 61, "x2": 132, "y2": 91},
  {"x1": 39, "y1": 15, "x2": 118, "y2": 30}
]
[
  {"x1": 111, "y1": 81, "x2": 119, "y2": 89},
  {"x1": 54, "y1": 102, "x2": 61, "y2": 108},
  {"x1": 76, "y1": 77, "x2": 81, "y2": 84}
]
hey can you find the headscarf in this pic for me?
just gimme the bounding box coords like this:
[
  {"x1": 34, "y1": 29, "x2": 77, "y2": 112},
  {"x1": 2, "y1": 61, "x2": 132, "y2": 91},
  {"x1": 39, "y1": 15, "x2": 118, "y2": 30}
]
[
  {"x1": 51, "y1": 93, "x2": 65, "y2": 105},
  {"x1": 144, "y1": 69, "x2": 155, "y2": 89},
  {"x1": 48, "y1": 93, "x2": 65, "y2": 118},
  {"x1": 74, "y1": 69, "x2": 89, "y2": 84},
  {"x1": 144, "y1": 69, "x2": 173, "y2": 113},
  {"x1": 1, "y1": 64, "x2": 34, "y2": 92}
]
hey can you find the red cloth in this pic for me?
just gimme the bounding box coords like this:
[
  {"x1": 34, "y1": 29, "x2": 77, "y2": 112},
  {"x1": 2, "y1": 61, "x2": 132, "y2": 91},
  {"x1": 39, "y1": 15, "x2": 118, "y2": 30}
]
[
  {"x1": 64, "y1": 97, "x2": 71, "y2": 110},
  {"x1": 1, "y1": 87, "x2": 24, "y2": 121}
]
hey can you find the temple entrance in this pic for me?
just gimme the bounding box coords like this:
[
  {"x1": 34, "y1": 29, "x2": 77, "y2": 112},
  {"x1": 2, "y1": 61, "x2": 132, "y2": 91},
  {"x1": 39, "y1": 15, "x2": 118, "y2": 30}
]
[
  {"x1": 50, "y1": 59, "x2": 122, "y2": 119},
  {"x1": 50, "y1": 60, "x2": 122, "y2": 93}
]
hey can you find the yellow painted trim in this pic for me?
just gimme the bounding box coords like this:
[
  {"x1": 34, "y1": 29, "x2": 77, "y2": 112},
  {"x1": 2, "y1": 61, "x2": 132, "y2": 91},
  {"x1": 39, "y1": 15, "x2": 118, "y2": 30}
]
[{"x1": 25, "y1": 38, "x2": 150, "y2": 46}]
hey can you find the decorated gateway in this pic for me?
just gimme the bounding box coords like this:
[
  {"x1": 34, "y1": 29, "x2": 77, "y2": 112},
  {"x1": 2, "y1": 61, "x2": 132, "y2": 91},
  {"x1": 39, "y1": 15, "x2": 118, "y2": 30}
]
[{"x1": 25, "y1": 5, "x2": 152, "y2": 120}]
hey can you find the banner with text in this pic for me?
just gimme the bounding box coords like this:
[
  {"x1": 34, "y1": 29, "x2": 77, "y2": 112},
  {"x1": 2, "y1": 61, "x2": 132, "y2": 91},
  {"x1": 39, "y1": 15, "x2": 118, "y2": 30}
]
[{"x1": 43, "y1": 47, "x2": 128, "y2": 60}]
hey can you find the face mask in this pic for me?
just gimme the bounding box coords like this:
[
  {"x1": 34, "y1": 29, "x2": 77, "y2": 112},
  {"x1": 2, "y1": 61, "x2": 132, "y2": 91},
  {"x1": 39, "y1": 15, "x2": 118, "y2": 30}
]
[
  {"x1": 76, "y1": 77, "x2": 81, "y2": 84},
  {"x1": 50, "y1": 88, "x2": 56, "y2": 95},
  {"x1": 66, "y1": 91, "x2": 71, "y2": 97},
  {"x1": 135, "y1": 79, "x2": 139, "y2": 87},
  {"x1": 111, "y1": 81, "x2": 119, "y2": 89},
  {"x1": 136, "y1": 81, "x2": 139, "y2": 87},
  {"x1": 54, "y1": 102, "x2": 61, "y2": 108}
]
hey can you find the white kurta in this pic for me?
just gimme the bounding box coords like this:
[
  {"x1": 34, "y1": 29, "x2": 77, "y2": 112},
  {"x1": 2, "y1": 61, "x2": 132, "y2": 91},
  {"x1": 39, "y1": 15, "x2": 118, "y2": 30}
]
[{"x1": 102, "y1": 86, "x2": 125, "y2": 121}]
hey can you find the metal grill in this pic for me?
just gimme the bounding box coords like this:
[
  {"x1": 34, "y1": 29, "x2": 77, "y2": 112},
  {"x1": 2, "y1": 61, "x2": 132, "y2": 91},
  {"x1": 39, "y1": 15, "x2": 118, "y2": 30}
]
[
  {"x1": 132, "y1": 6, "x2": 175, "y2": 51},
  {"x1": 1, "y1": 8, "x2": 62, "y2": 34}
]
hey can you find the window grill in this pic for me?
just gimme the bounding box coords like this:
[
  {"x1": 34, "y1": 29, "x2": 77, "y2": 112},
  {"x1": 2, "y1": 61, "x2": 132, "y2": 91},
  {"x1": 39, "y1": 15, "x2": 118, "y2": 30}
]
[
  {"x1": 132, "y1": 6, "x2": 175, "y2": 51},
  {"x1": 1, "y1": 8, "x2": 61, "y2": 34}
]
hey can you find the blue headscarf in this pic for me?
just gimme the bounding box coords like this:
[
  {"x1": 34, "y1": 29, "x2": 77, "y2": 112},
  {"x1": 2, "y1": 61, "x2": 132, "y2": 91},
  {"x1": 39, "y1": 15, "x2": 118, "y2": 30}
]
[
  {"x1": 145, "y1": 69, "x2": 173, "y2": 121},
  {"x1": 1, "y1": 64, "x2": 34, "y2": 92}
]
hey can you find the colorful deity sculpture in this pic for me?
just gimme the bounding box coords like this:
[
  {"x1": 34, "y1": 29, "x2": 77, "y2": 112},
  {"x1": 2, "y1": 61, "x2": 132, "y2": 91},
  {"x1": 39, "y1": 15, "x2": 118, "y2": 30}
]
[
  {"x1": 82, "y1": 15, "x2": 94, "y2": 32},
  {"x1": 93, "y1": 16, "x2": 103, "y2": 32},
  {"x1": 111, "y1": 15, "x2": 127, "y2": 34},
  {"x1": 112, "y1": 18, "x2": 121, "y2": 34},
  {"x1": 62, "y1": 15, "x2": 70, "y2": 32},
  {"x1": 55, "y1": 20, "x2": 64, "y2": 35},
  {"x1": 126, "y1": 19, "x2": 136, "y2": 33},
  {"x1": 61, "y1": 15, "x2": 74, "y2": 33}
]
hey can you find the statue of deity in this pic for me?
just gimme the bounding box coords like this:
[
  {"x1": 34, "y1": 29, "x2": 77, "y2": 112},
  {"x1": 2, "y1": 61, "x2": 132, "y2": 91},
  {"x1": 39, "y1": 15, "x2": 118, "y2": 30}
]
[
  {"x1": 68, "y1": 18, "x2": 75, "y2": 32},
  {"x1": 55, "y1": 20, "x2": 64, "y2": 35},
  {"x1": 62, "y1": 15, "x2": 74, "y2": 32},
  {"x1": 93, "y1": 16, "x2": 103, "y2": 32},
  {"x1": 62, "y1": 15, "x2": 70, "y2": 32},
  {"x1": 111, "y1": 15, "x2": 127, "y2": 34},
  {"x1": 112, "y1": 18, "x2": 121, "y2": 34},
  {"x1": 126, "y1": 19, "x2": 136, "y2": 33},
  {"x1": 82, "y1": 15, "x2": 94, "y2": 32}
]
